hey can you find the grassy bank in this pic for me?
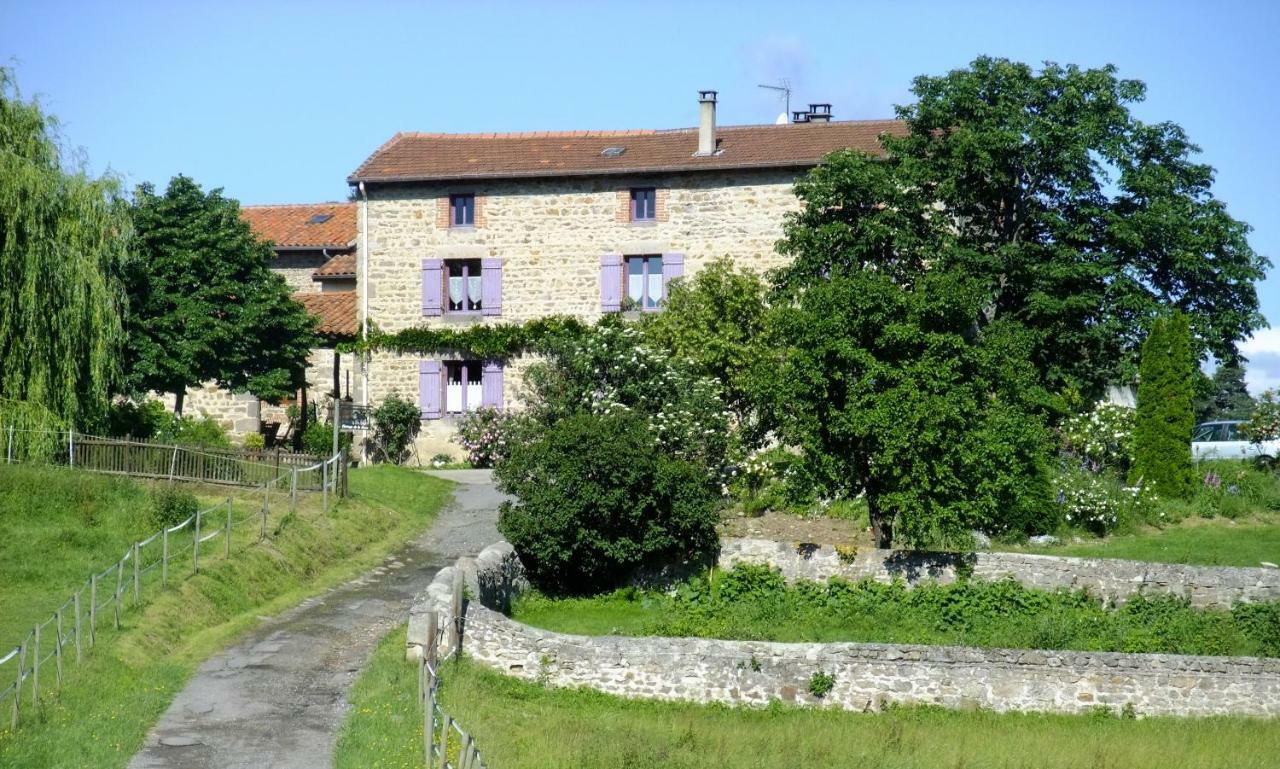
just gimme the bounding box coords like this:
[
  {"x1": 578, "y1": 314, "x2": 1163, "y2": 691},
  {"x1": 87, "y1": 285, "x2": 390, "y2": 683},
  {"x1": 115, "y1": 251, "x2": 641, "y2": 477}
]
[
  {"x1": 0, "y1": 464, "x2": 451, "y2": 768},
  {"x1": 1009, "y1": 517, "x2": 1280, "y2": 567},
  {"x1": 334, "y1": 624, "x2": 424, "y2": 769},
  {"x1": 512, "y1": 565, "x2": 1280, "y2": 657},
  {"x1": 422, "y1": 656, "x2": 1280, "y2": 769}
]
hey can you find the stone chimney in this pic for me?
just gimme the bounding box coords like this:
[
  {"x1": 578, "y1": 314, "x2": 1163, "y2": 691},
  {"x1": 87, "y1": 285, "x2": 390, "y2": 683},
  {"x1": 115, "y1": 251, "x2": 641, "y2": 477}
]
[
  {"x1": 696, "y1": 90, "x2": 718, "y2": 156},
  {"x1": 806, "y1": 103, "x2": 832, "y2": 123}
]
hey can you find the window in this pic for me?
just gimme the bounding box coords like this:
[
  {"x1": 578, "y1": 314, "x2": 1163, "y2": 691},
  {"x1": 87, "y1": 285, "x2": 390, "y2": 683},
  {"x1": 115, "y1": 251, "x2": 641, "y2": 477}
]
[
  {"x1": 624, "y1": 255, "x2": 663, "y2": 310},
  {"x1": 446, "y1": 259, "x2": 483, "y2": 313},
  {"x1": 630, "y1": 188, "x2": 656, "y2": 221},
  {"x1": 450, "y1": 194, "x2": 475, "y2": 227},
  {"x1": 444, "y1": 361, "x2": 483, "y2": 414}
]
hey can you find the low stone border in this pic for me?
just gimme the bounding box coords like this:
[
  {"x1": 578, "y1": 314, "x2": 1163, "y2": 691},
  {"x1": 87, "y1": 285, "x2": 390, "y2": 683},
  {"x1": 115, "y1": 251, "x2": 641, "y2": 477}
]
[
  {"x1": 720, "y1": 538, "x2": 1280, "y2": 609},
  {"x1": 407, "y1": 541, "x2": 1280, "y2": 718}
]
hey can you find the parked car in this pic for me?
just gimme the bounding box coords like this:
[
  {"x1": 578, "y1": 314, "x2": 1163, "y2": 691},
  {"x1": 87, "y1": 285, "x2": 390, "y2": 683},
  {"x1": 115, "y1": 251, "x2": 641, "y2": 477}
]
[{"x1": 1191, "y1": 420, "x2": 1279, "y2": 462}]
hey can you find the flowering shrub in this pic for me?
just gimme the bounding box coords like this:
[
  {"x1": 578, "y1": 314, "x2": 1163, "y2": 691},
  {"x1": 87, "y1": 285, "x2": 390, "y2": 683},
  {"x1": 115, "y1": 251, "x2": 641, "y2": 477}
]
[
  {"x1": 1061, "y1": 402, "x2": 1135, "y2": 471},
  {"x1": 1243, "y1": 389, "x2": 1280, "y2": 443},
  {"x1": 1052, "y1": 468, "x2": 1158, "y2": 535},
  {"x1": 456, "y1": 407, "x2": 521, "y2": 468}
]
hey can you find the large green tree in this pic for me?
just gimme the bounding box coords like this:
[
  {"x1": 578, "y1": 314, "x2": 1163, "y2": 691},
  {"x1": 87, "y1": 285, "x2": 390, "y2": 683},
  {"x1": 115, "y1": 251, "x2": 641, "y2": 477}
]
[
  {"x1": 0, "y1": 68, "x2": 130, "y2": 424},
  {"x1": 124, "y1": 176, "x2": 316, "y2": 412},
  {"x1": 752, "y1": 267, "x2": 1054, "y2": 549},
  {"x1": 777, "y1": 57, "x2": 1267, "y2": 397},
  {"x1": 1195, "y1": 361, "x2": 1254, "y2": 422},
  {"x1": 1132, "y1": 312, "x2": 1196, "y2": 497}
]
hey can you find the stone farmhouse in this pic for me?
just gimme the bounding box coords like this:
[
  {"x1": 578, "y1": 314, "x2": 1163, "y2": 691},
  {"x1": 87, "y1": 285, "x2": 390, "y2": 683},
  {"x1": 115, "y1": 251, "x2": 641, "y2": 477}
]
[{"x1": 348, "y1": 92, "x2": 904, "y2": 459}]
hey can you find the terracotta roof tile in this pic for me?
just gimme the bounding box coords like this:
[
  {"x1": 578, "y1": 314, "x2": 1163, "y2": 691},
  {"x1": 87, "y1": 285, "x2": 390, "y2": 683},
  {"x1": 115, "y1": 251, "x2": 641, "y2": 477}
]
[
  {"x1": 349, "y1": 120, "x2": 906, "y2": 183},
  {"x1": 294, "y1": 291, "x2": 357, "y2": 337},
  {"x1": 242, "y1": 203, "x2": 357, "y2": 249},
  {"x1": 313, "y1": 253, "x2": 356, "y2": 280}
]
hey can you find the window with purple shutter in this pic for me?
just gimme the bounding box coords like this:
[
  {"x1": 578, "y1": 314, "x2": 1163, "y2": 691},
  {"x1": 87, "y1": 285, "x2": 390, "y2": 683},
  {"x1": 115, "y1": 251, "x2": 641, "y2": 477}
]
[
  {"x1": 450, "y1": 194, "x2": 475, "y2": 227},
  {"x1": 600, "y1": 253, "x2": 623, "y2": 312},
  {"x1": 444, "y1": 361, "x2": 483, "y2": 414},
  {"x1": 624, "y1": 254, "x2": 663, "y2": 310},
  {"x1": 421, "y1": 259, "x2": 443, "y2": 316},
  {"x1": 481, "y1": 258, "x2": 502, "y2": 317},
  {"x1": 481, "y1": 361, "x2": 504, "y2": 409},
  {"x1": 446, "y1": 258, "x2": 482, "y2": 313},
  {"x1": 630, "y1": 187, "x2": 656, "y2": 221},
  {"x1": 419, "y1": 360, "x2": 442, "y2": 419},
  {"x1": 661, "y1": 252, "x2": 684, "y2": 301}
]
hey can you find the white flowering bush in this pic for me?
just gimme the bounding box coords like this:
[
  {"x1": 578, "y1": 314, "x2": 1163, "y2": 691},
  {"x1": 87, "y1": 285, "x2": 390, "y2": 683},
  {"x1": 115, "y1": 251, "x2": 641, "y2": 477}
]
[
  {"x1": 1061, "y1": 402, "x2": 1135, "y2": 471},
  {"x1": 525, "y1": 320, "x2": 732, "y2": 474},
  {"x1": 1052, "y1": 468, "x2": 1159, "y2": 535}
]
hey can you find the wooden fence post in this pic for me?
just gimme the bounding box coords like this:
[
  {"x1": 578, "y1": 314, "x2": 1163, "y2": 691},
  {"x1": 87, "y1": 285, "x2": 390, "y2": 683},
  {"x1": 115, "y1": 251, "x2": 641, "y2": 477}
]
[
  {"x1": 322, "y1": 460, "x2": 329, "y2": 513},
  {"x1": 32, "y1": 624, "x2": 40, "y2": 705},
  {"x1": 113, "y1": 562, "x2": 122, "y2": 630},
  {"x1": 168, "y1": 445, "x2": 179, "y2": 482},
  {"x1": 12, "y1": 642, "x2": 23, "y2": 729},
  {"x1": 423, "y1": 657, "x2": 434, "y2": 765},
  {"x1": 54, "y1": 610, "x2": 63, "y2": 688},
  {"x1": 225, "y1": 499, "x2": 233, "y2": 559},
  {"x1": 162, "y1": 526, "x2": 169, "y2": 588},
  {"x1": 133, "y1": 542, "x2": 141, "y2": 605},
  {"x1": 68, "y1": 428, "x2": 74, "y2": 468},
  {"x1": 450, "y1": 570, "x2": 464, "y2": 654},
  {"x1": 73, "y1": 591, "x2": 82, "y2": 664},
  {"x1": 193, "y1": 510, "x2": 201, "y2": 575},
  {"x1": 426, "y1": 610, "x2": 439, "y2": 668},
  {"x1": 290, "y1": 467, "x2": 298, "y2": 510},
  {"x1": 261, "y1": 484, "x2": 270, "y2": 540},
  {"x1": 5, "y1": 423, "x2": 13, "y2": 464},
  {"x1": 89, "y1": 575, "x2": 97, "y2": 647}
]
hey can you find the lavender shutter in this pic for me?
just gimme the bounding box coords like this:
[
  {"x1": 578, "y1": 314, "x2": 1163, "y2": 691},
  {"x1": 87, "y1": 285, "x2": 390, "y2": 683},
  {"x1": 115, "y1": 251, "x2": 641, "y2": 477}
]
[
  {"x1": 481, "y1": 361, "x2": 504, "y2": 409},
  {"x1": 421, "y1": 258, "x2": 443, "y2": 316},
  {"x1": 419, "y1": 360, "x2": 442, "y2": 419},
  {"x1": 481, "y1": 258, "x2": 503, "y2": 317},
  {"x1": 661, "y1": 253, "x2": 684, "y2": 301},
  {"x1": 600, "y1": 253, "x2": 623, "y2": 312}
]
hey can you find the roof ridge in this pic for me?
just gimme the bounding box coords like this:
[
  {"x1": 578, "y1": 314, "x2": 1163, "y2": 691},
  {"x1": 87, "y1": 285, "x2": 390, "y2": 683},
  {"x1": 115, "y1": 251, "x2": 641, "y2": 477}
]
[
  {"x1": 241, "y1": 202, "x2": 353, "y2": 209},
  {"x1": 391, "y1": 119, "x2": 903, "y2": 141}
]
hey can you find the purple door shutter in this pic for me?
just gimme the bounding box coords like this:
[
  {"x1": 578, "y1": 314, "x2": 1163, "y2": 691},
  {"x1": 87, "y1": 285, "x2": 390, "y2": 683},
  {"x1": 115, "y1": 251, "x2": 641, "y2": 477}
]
[
  {"x1": 481, "y1": 258, "x2": 503, "y2": 317},
  {"x1": 419, "y1": 360, "x2": 442, "y2": 419},
  {"x1": 481, "y1": 361, "x2": 504, "y2": 409},
  {"x1": 421, "y1": 259, "x2": 443, "y2": 316},
  {"x1": 600, "y1": 253, "x2": 623, "y2": 312},
  {"x1": 661, "y1": 252, "x2": 684, "y2": 300}
]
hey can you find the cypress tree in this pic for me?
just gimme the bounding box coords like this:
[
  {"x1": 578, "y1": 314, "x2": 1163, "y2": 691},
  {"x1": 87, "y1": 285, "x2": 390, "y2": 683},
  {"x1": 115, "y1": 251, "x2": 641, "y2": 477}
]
[{"x1": 1133, "y1": 312, "x2": 1196, "y2": 497}]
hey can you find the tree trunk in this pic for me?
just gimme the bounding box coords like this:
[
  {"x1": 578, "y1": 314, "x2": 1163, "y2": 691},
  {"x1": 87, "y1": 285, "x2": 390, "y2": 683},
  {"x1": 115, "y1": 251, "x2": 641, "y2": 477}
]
[
  {"x1": 173, "y1": 388, "x2": 185, "y2": 417},
  {"x1": 868, "y1": 498, "x2": 893, "y2": 550}
]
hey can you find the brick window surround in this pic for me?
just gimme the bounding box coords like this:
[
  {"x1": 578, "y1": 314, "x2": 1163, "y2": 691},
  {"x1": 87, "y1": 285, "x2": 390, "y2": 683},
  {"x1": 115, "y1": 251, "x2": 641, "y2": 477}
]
[
  {"x1": 436, "y1": 193, "x2": 486, "y2": 228},
  {"x1": 616, "y1": 187, "x2": 667, "y2": 223},
  {"x1": 630, "y1": 187, "x2": 656, "y2": 221}
]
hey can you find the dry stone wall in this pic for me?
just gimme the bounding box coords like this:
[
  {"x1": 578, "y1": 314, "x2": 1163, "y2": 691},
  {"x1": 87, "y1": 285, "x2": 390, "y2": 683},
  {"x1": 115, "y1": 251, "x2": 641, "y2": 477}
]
[
  {"x1": 408, "y1": 541, "x2": 1280, "y2": 718},
  {"x1": 719, "y1": 538, "x2": 1280, "y2": 609}
]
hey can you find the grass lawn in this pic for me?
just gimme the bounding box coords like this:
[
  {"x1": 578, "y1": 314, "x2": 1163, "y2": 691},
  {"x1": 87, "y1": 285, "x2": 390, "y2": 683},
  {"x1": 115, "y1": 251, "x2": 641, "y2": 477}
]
[
  {"x1": 1007, "y1": 516, "x2": 1280, "y2": 567},
  {"x1": 336, "y1": 646, "x2": 1280, "y2": 769},
  {"x1": 0, "y1": 463, "x2": 452, "y2": 769},
  {"x1": 333, "y1": 624, "x2": 424, "y2": 769}
]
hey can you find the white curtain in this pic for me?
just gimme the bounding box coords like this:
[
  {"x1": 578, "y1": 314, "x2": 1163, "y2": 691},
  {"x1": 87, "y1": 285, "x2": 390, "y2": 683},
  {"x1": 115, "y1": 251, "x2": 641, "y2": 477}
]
[
  {"x1": 468, "y1": 275, "x2": 482, "y2": 308},
  {"x1": 448, "y1": 276, "x2": 464, "y2": 307}
]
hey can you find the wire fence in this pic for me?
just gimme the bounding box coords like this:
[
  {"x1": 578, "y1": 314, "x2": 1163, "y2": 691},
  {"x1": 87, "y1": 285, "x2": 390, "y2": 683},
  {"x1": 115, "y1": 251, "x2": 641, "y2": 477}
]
[
  {"x1": 0, "y1": 450, "x2": 347, "y2": 732},
  {"x1": 0, "y1": 425, "x2": 342, "y2": 493},
  {"x1": 418, "y1": 600, "x2": 488, "y2": 769}
]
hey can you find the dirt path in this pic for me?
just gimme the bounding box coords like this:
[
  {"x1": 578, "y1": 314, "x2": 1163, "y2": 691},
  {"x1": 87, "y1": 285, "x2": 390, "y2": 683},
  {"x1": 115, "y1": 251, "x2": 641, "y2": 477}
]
[{"x1": 129, "y1": 470, "x2": 503, "y2": 769}]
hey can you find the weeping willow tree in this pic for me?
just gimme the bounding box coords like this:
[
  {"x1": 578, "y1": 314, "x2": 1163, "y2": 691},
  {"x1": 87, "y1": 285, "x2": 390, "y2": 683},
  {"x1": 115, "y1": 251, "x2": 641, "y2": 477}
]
[{"x1": 0, "y1": 68, "x2": 130, "y2": 426}]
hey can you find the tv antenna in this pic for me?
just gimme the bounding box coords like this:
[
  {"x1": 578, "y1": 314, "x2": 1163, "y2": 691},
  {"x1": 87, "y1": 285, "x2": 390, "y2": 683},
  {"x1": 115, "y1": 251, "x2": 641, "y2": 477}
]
[{"x1": 758, "y1": 79, "x2": 792, "y2": 122}]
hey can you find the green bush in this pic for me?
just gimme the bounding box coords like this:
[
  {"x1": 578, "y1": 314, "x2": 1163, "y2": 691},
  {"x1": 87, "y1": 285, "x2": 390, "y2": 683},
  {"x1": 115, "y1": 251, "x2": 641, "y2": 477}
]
[
  {"x1": 153, "y1": 413, "x2": 232, "y2": 449},
  {"x1": 149, "y1": 485, "x2": 199, "y2": 529},
  {"x1": 1061, "y1": 402, "x2": 1135, "y2": 473},
  {"x1": 242, "y1": 432, "x2": 265, "y2": 452},
  {"x1": 456, "y1": 407, "x2": 521, "y2": 468},
  {"x1": 368, "y1": 394, "x2": 421, "y2": 465},
  {"x1": 102, "y1": 399, "x2": 169, "y2": 440},
  {"x1": 496, "y1": 411, "x2": 719, "y2": 594},
  {"x1": 302, "y1": 419, "x2": 352, "y2": 458},
  {"x1": 1132, "y1": 313, "x2": 1196, "y2": 498}
]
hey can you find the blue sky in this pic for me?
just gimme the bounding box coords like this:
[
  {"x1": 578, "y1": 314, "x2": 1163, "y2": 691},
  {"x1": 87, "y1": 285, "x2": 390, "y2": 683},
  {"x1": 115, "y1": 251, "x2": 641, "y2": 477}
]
[{"x1": 4, "y1": 0, "x2": 1279, "y2": 385}]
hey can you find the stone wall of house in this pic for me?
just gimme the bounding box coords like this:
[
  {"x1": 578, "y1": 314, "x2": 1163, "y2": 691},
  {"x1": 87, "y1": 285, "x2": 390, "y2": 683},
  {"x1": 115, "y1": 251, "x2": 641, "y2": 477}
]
[
  {"x1": 406, "y1": 541, "x2": 1280, "y2": 718},
  {"x1": 273, "y1": 251, "x2": 327, "y2": 293},
  {"x1": 719, "y1": 539, "x2": 1280, "y2": 610},
  {"x1": 361, "y1": 170, "x2": 802, "y2": 456},
  {"x1": 155, "y1": 385, "x2": 260, "y2": 437}
]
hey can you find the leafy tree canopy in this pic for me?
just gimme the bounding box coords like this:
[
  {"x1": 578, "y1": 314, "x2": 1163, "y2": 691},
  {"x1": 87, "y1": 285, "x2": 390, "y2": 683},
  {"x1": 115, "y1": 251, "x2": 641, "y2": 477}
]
[
  {"x1": 0, "y1": 68, "x2": 130, "y2": 425},
  {"x1": 124, "y1": 175, "x2": 316, "y2": 411},
  {"x1": 1196, "y1": 361, "x2": 1254, "y2": 422},
  {"x1": 776, "y1": 57, "x2": 1267, "y2": 398}
]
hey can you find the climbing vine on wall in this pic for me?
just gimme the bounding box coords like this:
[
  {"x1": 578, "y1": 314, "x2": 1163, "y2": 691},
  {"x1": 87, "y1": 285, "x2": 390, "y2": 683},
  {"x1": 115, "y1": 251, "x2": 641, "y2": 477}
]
[{"x1": 340, "y1": 315, "x2": 590, "y2": 358}]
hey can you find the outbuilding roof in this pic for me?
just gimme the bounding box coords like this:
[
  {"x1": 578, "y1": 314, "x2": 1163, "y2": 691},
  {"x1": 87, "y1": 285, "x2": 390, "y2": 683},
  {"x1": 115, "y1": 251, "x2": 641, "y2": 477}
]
[
  {"x1": 241, "y1": 203, "x2": 356, "y2": 249},
  {"x1": 348, "y1": 120, "x2": 905, "y2": 184},
  {"x1": 294, "y1": 292, "x2": 357, "y2": 338}
]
